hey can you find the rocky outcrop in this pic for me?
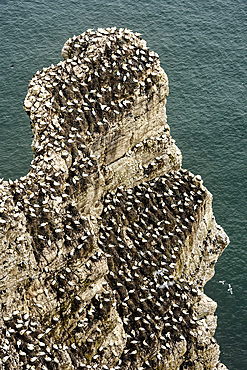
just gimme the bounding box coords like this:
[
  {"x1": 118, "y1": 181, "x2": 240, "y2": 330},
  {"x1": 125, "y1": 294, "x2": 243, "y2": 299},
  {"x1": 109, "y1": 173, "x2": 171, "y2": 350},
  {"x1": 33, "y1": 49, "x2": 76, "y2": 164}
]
[{"x1": 0, "y1": 28, "x2": 229, "y2": 369}]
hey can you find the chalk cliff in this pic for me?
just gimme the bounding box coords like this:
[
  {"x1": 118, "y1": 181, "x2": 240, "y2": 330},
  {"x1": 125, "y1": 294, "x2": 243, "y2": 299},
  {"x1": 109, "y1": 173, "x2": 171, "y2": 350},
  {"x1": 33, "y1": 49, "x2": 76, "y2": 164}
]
[{"x1": 0, "y1": 28, "x2": 229, "y2": 369}]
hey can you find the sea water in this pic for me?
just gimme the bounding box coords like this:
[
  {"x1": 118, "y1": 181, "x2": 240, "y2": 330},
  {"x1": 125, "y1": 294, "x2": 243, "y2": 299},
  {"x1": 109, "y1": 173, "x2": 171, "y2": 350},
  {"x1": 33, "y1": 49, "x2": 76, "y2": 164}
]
[{"x1": 0, "y1": 1, "x2": 246, "y2": 368}]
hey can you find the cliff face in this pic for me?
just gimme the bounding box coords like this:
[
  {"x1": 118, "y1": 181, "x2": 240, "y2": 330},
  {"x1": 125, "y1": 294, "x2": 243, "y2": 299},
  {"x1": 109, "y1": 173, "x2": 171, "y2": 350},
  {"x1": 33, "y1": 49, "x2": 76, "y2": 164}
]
[{"x1": 0, "y1": 28, "x2": 229, "y2": 369}]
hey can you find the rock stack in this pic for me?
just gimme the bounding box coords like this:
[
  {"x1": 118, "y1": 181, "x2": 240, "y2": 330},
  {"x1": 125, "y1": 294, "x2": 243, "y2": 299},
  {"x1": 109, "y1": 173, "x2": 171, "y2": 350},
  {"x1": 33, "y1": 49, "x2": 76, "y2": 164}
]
[{"x1": 0, "y1": 28, "x2": 229, "y2": 369}]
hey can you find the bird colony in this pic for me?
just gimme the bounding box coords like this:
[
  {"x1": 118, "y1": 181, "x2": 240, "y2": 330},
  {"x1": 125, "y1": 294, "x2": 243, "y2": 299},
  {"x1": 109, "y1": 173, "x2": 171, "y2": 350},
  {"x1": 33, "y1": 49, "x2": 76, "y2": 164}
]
[{"x1": 0, "y1": 28, "x2": 229, "y2": 369}]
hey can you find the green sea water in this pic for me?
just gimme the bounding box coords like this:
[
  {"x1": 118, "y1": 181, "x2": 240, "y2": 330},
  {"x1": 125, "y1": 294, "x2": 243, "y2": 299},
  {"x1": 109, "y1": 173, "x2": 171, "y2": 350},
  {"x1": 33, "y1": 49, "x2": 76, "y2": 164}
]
[{"x1": 0, "y1": 1, "x2": 246, "y2": 368}]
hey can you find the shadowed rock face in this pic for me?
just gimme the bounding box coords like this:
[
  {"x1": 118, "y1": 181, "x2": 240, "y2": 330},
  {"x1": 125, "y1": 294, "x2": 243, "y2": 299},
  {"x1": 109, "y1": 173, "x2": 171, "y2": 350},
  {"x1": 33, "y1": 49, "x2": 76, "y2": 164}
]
[{"x1": 0, "y1": 28, "x2": 229, "y2": 369}]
